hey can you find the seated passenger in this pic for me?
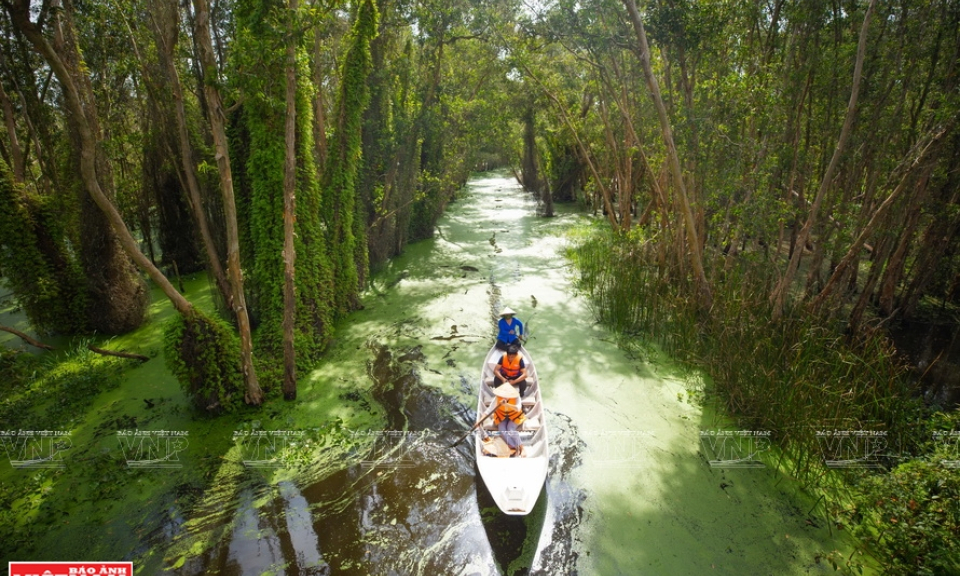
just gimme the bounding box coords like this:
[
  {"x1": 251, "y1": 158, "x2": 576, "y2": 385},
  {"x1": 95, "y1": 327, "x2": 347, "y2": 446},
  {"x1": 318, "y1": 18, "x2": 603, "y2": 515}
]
[
  {"x1": 492, "y1": 383, "x2": 526, "y2": 457},
  {"x1": 495, "y1": 343, "x2": 528, "y2": 398}
]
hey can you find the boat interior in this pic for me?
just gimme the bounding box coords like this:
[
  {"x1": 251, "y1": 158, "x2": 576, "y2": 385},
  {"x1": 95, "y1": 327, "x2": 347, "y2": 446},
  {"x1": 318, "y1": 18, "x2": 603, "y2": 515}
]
[{"x1": 478, "y1": 348, "x2": 547, "y2": 458}]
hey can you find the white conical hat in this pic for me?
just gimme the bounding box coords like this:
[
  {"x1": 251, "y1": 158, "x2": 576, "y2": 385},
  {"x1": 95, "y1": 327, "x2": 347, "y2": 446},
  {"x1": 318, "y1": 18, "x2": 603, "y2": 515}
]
[
  {"x1": 493, "y1": 383, "x2": 520, "y2": 399},
  {"x1": 499, "y1": 307, "x2": 517, "y2": 317}
]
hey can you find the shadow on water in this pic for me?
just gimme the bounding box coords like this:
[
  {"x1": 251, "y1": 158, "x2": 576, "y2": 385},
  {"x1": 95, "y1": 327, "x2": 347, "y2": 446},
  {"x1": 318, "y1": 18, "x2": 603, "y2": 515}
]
[
  {"x1": 475, "y1": 471, "x2": 548, "y2": 576},
  {"x1": 146, "y1": 174, "x2": 588, "y2": 575}
]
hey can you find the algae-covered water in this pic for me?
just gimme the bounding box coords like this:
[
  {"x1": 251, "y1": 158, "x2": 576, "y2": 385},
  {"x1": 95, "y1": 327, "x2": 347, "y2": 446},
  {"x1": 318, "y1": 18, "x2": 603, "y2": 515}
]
[{"x1": 0, "y1": 172, "x2": 874, "y2": 575}]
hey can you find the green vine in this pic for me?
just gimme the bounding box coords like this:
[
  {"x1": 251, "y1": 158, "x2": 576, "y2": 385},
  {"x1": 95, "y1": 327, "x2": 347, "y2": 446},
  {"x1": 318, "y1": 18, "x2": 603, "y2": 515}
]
[
  {"x1": 163, "y1": 309, "x2": 243, "y2": 412},
  {"x1": 325, "y1": 0, "x2": 379, "y2": 317},
  {"x1": 0, "y1": 157, "x2": 88, "y2": 334},
  {"x1": 231, "y1": 0, "x2": 335, "y2": 364}
]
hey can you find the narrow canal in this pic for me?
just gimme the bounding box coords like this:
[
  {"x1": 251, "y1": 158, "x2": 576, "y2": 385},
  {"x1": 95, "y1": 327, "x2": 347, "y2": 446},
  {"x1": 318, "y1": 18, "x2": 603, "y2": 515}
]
[{"x1": 157, "y1": 172, "x2": 869, "y2": 575}]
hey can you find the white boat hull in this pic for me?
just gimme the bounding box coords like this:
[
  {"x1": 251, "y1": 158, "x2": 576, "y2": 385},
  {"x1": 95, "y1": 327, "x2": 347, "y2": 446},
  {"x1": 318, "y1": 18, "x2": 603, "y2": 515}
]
[{"x1": 474, "y1": 345, "x2": 548, "y2": 515}]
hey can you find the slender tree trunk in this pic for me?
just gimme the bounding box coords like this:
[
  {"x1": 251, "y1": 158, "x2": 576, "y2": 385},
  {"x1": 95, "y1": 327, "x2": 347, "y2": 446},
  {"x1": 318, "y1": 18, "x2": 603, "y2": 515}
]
[
  {"x1": 848, "y1": 231, "x2": 893, "y2": 332},
  {"x1": 0, "y1": 81, "x2": 24, "y2": 181},
  {"x1": 878, "y1": 197, "x2": 922, "y2": 316},
  {"x1": 770, "y1": 0, "x2": 876, "y2": 319},
  {"x1": 282, "y1": 0, "x2": 299, "y2": 401},
  {"x1": 520, "y1": 59, "x2": 620, "y2": 230},
  {"x1": 145, "y1": 0, "x2": 232, "y2": 305},
  {"x1": 192, "y1": 0, "x2": 263, "y2": 405},
  {"x1": 810, "y1": 123, "x2": 951, "y2": 314},
  {"x1": 621, "y1": 0, "x2": 711, "y2": 308}
]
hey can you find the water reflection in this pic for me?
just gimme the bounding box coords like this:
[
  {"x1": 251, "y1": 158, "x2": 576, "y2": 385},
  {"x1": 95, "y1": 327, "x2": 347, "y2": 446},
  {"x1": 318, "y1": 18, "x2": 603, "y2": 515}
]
[
  {"x1": 156, "y1": 173, "x2": 585, "y2": 575},
  {"x1": 476, "y1": 472, "x2": 548, "y2": 576}
]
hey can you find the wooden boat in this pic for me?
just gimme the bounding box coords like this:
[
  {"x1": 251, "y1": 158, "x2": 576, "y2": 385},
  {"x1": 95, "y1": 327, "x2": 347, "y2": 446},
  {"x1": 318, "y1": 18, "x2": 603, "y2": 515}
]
[{"x1": 474, "y1": 344, "x2": 548, "y2": 515}]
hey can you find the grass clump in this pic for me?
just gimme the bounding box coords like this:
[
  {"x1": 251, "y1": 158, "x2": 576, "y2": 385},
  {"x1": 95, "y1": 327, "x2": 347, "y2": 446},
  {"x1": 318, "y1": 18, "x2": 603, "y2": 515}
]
[{"x1": 0, "y1": 344, "x2": 125, "y2": 431}]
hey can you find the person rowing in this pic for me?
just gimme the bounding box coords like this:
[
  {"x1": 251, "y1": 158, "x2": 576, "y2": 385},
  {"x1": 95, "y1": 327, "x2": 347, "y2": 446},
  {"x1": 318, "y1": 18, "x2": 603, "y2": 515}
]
[
  {"x1": 491, "y1": 383, "x2": 526, "y2": 457},
  {"x1": 495, "y1": 307, "x2": 525, "y2": 351}
]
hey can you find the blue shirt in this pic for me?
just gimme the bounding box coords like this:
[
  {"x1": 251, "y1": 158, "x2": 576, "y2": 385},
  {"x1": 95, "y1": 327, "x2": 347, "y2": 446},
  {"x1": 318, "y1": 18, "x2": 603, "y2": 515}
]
[{"x1": 497, "y1": 317, "x2": 524, "y2": 344}]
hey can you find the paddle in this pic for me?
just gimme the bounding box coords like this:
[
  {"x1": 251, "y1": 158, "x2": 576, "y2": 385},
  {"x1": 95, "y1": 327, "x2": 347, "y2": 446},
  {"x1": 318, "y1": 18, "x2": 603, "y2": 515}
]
[{"x1": 449, "y1": 401, "x2": 500, "y2": 448}]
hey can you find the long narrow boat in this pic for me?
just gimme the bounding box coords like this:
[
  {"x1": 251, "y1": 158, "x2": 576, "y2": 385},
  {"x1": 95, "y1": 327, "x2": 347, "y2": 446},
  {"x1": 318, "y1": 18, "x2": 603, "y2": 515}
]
[{"x1": 474, "y1": 344, "x2": 549, "y2": 515}]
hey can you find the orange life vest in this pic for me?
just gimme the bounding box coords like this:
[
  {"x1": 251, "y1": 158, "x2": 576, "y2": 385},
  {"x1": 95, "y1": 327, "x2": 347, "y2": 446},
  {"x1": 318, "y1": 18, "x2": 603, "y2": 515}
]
[
  {"x1": 493, "y1": 397, "x2": 526, "y2": 426},
  {"x1": 499, "y1": 353, "x2": 523, "y2": 379}
]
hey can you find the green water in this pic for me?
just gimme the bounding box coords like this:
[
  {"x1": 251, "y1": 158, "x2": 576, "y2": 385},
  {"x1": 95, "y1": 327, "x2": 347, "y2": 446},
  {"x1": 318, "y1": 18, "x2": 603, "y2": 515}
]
[{"x1": 0, "y1": 172, "x2": 875, "y2": 575}]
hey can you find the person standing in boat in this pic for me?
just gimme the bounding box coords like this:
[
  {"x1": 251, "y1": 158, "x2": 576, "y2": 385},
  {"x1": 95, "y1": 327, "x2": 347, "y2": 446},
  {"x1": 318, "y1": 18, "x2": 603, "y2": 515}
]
[
  {"x1": 495, "y1": 307, "x2": 525, "y2": 350},
  {"x1": 492, "y1": 383, "x2": 526, "y2": 457},
  {"x1": 495, "y1": 343, "x2": 529, "y2": 398}
]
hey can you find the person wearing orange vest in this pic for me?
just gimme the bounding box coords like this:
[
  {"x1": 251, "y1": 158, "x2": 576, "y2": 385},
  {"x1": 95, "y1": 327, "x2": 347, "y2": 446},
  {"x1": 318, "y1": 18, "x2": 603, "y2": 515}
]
[
  {"x1": 492, "y1": 383, "x2": 526, "y2": 457},
  {"x1": 495, "y1": 343, "x2": 529, "y2": 398}
]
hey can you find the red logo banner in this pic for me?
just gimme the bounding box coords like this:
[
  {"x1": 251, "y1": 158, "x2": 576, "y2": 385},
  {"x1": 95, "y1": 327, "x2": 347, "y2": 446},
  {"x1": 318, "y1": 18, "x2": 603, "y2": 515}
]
[{"x1": 8, "y1": 562, "x2": 134, "y2": 576}]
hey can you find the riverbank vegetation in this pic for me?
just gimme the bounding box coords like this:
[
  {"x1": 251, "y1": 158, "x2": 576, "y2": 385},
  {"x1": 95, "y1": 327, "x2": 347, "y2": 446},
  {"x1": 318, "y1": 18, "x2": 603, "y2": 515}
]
[
  {"x1": 525, "y1": 0, "x2": 960, "y2": 572},
  {"x1": 570, "y1": 226, "x2": 960, "y2": 574},
  {"x1": 0, "y1": 0, "x2": 517, "y2": 403}
]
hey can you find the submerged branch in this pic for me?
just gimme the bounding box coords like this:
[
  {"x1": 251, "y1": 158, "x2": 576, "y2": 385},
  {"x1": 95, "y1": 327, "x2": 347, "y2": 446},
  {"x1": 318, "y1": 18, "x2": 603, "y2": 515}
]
[{"x1": 0, "y1": 324, "x2": 55, "y2": 350}]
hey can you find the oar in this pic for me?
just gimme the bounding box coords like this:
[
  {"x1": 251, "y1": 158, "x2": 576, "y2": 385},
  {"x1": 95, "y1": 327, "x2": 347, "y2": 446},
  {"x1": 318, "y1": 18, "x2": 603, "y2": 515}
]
[
  {"x1": 521, "y1": 312, "x2": 533, "y2": 343},
  {"x1": 449, "y1": 402, "x2": 500, "y2": 448}
]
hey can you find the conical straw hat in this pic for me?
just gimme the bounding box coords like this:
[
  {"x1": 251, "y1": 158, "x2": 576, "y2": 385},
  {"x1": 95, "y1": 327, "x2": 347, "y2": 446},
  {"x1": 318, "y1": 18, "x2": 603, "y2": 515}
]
[{"x1": 493, "y1": 383, "x2": 520, "y2": 399}]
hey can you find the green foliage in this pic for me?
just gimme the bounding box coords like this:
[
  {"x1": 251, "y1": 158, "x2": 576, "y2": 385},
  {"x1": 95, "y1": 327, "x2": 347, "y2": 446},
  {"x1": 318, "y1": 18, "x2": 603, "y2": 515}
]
[
  {"x1": 325, "y1": 0, "x2": 380, "y2": 316},
  {"x1": 231, "y1": 0, "x2": 335, "y2": 363},
  {"x1": 850, "y1": 458, "x2": 960, "y2": 575},
  {"x1": 568, "y1": 226, "x2": 913, "y2": 473},
  {"x1": 292, "y1": 60, "x2": 335, "y2": 361},
  {"x1": 0, "y1": 158, "x2": 88, "y2": 335},
  {"x1": 162, "y1": 310, "x2": 243, "y2": 412},
  {"x1": 0, "y1": 345, "x2": 124, "y2": 431},
  {"x1": 232, "y1": 0, "x2": 290, "y2": 336},
  {"x1": 567, "y1": 226, "x2": 960, "y2": 573}
]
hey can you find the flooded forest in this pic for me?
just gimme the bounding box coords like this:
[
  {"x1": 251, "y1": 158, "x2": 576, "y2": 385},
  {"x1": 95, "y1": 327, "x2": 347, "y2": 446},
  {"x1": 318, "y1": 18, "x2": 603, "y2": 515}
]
[{"x1": 2, "y1": 0, "x2": 960, "y2": 574}]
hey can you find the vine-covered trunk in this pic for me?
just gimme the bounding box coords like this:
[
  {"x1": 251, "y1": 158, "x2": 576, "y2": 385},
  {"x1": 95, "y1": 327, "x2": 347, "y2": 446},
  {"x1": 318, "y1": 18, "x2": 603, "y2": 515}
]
[
  {"x1": 193, "y1": 0, "x2": 263, "y2": 405},
  {"x1": 325, "y1": 0, "x2": 379, "y2": 315},
  {"x1": 0, "y1": 157, "x2": 88, "y2": 334},
  {"x1": 10, "y1": 0, "x2": 151, "y2": 334},
  {"x1": 282, "y1": 0, "x2": 299, "y2": 400}
]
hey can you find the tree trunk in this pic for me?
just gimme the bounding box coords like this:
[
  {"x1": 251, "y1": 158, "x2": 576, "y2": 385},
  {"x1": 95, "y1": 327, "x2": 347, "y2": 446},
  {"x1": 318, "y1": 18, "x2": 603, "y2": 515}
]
[
  {"x1": 810, "y1": 123, "x2": 951, "y2": 314},
  {"x1": 282, "y1": 0, "x2": 299, "y2": 401},
  {"x1": 192, "y1": 0, "x2": 263, "y2": 405},
  {"x1": 770, "y1": 0, "x2": 876, "y2": 320},
  {"x1": 146, "y1": 0, "x2": 231, "y2": 302},
  {"x1": 621, "y1": 0, "x2": 711, "y2": 308},
  {"x1": 0, "y1": 80, "x2": 25, "y2": 181},
  {"x1": 9, "y1": 0, "x2": 156, "y2": 334}
]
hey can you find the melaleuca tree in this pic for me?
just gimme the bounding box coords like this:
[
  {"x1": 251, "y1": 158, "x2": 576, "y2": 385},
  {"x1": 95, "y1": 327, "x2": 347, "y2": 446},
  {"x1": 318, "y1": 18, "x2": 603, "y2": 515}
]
[
  {"x1": 4, "y1": 0, "x2": 150, "y2": 335},
  {"x1": 324, "y1": 0, "x2": 379, "y2": 315},
  {"x1": 6, "y1": 0, "x2": 253, "y2": 411},
  {"x1": 231, "y1": 0, "x2": 335, "y2": 362}
]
